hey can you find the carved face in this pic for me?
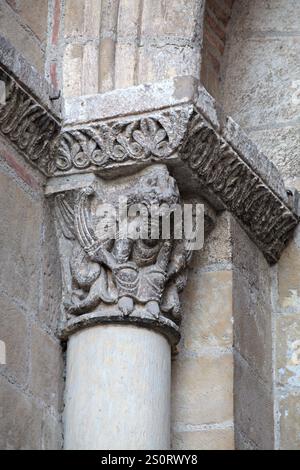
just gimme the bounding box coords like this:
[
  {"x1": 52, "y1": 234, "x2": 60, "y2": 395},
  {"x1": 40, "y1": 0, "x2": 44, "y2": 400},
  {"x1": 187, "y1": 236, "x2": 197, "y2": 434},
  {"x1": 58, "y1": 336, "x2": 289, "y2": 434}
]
[{"x1": 138, "y1": 169, "x2": 180, "y2": 208}]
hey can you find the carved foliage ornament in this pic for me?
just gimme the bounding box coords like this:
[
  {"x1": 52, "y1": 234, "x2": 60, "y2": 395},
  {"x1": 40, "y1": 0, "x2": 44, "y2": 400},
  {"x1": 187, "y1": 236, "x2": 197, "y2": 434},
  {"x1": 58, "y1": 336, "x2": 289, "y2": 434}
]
[
  {"x1": 0, "y1": 67, "x2": 296, "y2": 265},
  {"x1": 53, "y1": 107, "x2": 193, "y2": 172},
  {"x1": 180, "y1": 113, "x2": 298, "y2": 264},
  {"x1": 0, "y1": 67, "x2": 60, "y2": 175},
  {"x1": 53, "y1": 107, "x2": 298, "y2": 264}
]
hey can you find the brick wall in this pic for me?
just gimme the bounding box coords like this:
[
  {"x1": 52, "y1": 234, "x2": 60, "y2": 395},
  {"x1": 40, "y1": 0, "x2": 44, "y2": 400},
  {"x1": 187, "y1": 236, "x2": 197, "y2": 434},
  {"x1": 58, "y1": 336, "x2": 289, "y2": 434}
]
[{"x1": 201, "y1": 0, "x2": 235, "y2": 99}]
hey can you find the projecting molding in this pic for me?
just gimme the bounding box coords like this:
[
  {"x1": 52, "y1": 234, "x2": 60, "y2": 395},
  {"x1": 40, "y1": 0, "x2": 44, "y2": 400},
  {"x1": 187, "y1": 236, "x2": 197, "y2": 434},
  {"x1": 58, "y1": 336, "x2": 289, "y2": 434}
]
[
  {"x1": 0, "y1": 36, "x2": 298, "y2": 264},
  {"x1": 51, "y1": 78, "x2": 299, "y2": 264},
  {"x1": 0, "y1": 65, "x2": 61, "y2": 176}
]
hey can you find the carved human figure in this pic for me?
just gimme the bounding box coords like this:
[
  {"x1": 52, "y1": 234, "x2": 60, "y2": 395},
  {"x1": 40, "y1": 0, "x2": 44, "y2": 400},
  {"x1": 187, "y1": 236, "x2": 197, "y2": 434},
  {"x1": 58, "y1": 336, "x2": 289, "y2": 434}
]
[{"x1": 55, "y1": 167, "x2": 192, "y2": 324}]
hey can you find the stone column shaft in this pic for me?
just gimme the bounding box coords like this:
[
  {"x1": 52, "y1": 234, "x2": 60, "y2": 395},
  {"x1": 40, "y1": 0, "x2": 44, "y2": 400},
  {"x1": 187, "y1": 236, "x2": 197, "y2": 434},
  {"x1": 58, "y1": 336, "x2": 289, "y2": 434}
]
[{"x1": 64, "y1": 325, "x2": 171, "y2": 450}]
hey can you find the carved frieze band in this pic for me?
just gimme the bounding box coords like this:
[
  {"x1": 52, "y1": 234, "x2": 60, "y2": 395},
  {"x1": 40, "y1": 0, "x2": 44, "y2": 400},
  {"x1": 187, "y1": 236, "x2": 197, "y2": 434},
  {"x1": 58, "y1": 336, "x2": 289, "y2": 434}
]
[
  {"x1": 53, "y1": 106, "x2": 193, "y2": 173},
  {"x1": 180, "y1": 113, "x2": 299, "y2": 264},
  {"x1": 53, "y1": 107, "x2": 298, "y2": 264},
  {"x1": 0, "y1": 67, "x2": 60, "y2": 176},
  {"x1": 0, "y1": 67, "x2": 297, "y2": 264}
]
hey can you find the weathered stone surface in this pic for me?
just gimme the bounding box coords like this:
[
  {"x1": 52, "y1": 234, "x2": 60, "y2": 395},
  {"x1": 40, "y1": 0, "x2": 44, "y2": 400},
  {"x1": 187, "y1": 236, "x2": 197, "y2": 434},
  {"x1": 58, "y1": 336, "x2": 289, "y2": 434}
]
[
  {"x1": 142, "y1": 0, "x2": 201, "y2": 38},
  {"x1": 181, "y1": 271, "x2": 233, "y2": 351},
  {"x1": 233, "y1": 271, "x2": 273, "y2": 387},
  {"x1": 41, "y1": 411, "x2": 63, "y2": 450},
  {"x1": 234, "y1": 0, "x2": 300, "y2": 33},
  {"x1": 222, "y1": 117, "x2": 289, "y2": 204},
  {"x1": 115, "y1": 43, "x2": 138, "y2": 89},
  {"x1": 64, "y1": 0, "x2": 86, "y2": 37},
  {"x1": 30, "y1": 325, "x2": 64, "y2": 411},
  {"x1": 278, "y1": 225, "x2": 300, "y2": 310},
  {"x1": 0, "y1": 376, "x2": 43, "y2": 450},
  {"x1": 0, "y1": 67, "x2": 61, "y2": 176},
  {"x1": 82, "y1": 43, "x2": 99, "y2": 95},
  {"x1": 38, "y1": 200, "x2": 62, "y2": 331},
  {"x1": 196, "y1": 84, "x2": 221, "y2": 131},
  {"x1": 138, "y1": 43, "x2": 200, "y2": 85},
  {"x1": 0, "y1": 2, "x2": 45, "y2": 73},
  {"x1": 18, "y1": 0, "x2": 48, "y2": 42},
  {"x1": 231, "y1": 217, "x2": 272, "y2": 293},
  {"x1": 234, "y1": 354, "x2": 274, "y2": 450},
  {"x1": 223, "y1": 37, "x2": 300, "y2": 129},
  {"x1": 63, "y1": 43, "x2": 83, "y2": 98},
  {"x1": 63, "y1": 77, "x2": 198, "y2": 125},
  {"x1": 0, "y1": 294, "x2": 28, "y2": 384},
  {"x1": 235, "y1": 428, "x2": 258, "y2": 450},
  {"x1": 181, "y1": 112, "x2": 298, "y2": 264},
  {"x1": 64, "y1": 325, "x2": 171, "y2": 450},
  {"x1": 0, "y1": 171, "x2": 41, "y2": 311},
  {"x1": 172, "y1": 354, "x2": 234, "y2": 425},
  {"x1": 0, "y1": 35, "x2": 61, "y2": 115},
  {"x1": 190, "y1": 211, "x2": 232, "y2": 267},
  {"x1": 276, "y1": 313, "x2": 300, "y2": 387},
  {"x1": 58, "y1": 84, "x2": 300, "y2": 265},
  {"x1": 250, "y1": 126, "x2": 300, "y2": 183},
  {"x1": 279, "y1": 393, "x2": 300, "y2": 450},
  {"x1": 51, "y1": 165, "x2": 192, "y2": 345},
  {"x1": 172, "y1": 428, "x2": 234, "y2": 450}
]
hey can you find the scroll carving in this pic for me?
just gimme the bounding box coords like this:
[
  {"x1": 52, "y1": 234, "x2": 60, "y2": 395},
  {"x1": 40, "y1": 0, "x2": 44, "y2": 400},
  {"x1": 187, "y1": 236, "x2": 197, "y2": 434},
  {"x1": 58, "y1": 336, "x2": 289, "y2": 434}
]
[
  {"x1": 1, "y1": 62, "x2": 297, "y2": 265},
  {"x1": 53, "y1": 107, "x2": 192, "y2": 173},
  {"x1": 180, "y1": 113, "x2": 299, "y2": 264},
  {"x1": 0, "y1": 68, "x2": 60, "y2": 175}
]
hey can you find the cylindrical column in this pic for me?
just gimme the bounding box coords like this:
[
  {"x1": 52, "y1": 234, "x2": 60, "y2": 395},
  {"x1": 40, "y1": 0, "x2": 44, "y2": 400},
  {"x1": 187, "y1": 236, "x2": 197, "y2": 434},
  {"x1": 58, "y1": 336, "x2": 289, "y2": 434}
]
[{"x1": 64, "y1": 325, "x2": 171, "y2": 450}]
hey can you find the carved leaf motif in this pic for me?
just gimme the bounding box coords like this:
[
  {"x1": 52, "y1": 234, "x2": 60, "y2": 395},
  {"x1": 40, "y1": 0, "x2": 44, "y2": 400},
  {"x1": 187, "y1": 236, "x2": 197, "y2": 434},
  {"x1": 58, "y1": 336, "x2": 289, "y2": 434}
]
[
  {"x1": 132, "y1": 118, "x2": 168, "y2": 157},
  {"x1": 113, "y1": 122, "x2": 143, "y2": 160},
  {"x1": 54, "y1": 106, "x2": 192, "y2": 173},
  {"x1": 180, "y1": 113, "x2": 298, "y2": 264},
  {"x1": 0, "y1": 69, "x2": 60, "y2": 176},
  {"x1": 56, "y1": 138, "x2": 73, "y2": 171}
]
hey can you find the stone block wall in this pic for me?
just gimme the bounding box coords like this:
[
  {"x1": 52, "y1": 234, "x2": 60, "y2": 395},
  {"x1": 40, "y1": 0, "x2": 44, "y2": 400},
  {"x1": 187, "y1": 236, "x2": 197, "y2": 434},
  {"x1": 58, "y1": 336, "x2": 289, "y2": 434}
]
[
  {"x1": 221, "y1": 0, "x2": 300, "y2": 450},
  {"x1": 61, "y1": 0, "x2": 204, "y2": 97},
  {"x1": 274, "y1": 188, "x2": 300, "y2": 450},
  {"x1": 221, "y1": 0, "x2": 300, "y2": 183},
  {"x1": 172, "y1": 210, "x2": 277, "y2": 450},
  {"x1": 0, "y1": 0, "x2": 49, "y2": 73},
  {"x1": 0, "y1": 137, "x2": 63, "y2": 450},
  {"x1": 231, "y1": 218, "x2": 274, "y2": 450},
  {"x1": 172, "y1": 212, "x2": 235, "y2": 450}
]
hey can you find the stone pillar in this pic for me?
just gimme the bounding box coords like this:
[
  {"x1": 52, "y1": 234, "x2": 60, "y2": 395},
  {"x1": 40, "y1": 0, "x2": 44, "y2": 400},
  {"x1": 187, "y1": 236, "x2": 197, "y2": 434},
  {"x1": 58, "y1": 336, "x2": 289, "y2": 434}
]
[
  {"x1": 62, "y1": 0, "x2": 204, "y2": 97},
  {"x1": 48, "y1": 164, "x2": 192, "y2": 450},
  {"x1": 64, "y1": 325, "x2": 171, "y2": 450},
  {"x1": 46, "y1": 78, "x2": 298, "y2": 451}
]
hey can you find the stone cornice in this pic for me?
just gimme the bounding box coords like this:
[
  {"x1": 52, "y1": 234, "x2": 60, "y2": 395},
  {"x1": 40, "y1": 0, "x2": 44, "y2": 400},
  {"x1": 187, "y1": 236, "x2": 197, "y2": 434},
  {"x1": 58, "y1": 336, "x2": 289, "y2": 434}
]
[
  {"x1": 0, "y1": 39, "x2": 298, "y2": 264},
  {"x1": 49, "y1": 80, "x2": 298, "y2": 264},
  {"x1": 0, "y1": 36, "x2": 61, "y2": 176},
  {"x1": 0, "y1": 66, "x2": 61, "y2": 176},
  {"x1": 180, "y1": 111, "x2": 299, "y2": 264}
]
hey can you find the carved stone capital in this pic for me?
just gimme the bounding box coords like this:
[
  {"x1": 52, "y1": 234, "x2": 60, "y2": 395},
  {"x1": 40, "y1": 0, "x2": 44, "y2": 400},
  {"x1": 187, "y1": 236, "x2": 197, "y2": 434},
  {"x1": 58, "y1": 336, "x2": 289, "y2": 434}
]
[
  {"x1": 47, "y1": 165, "x2": 208, "y2": 345},
  {"x1": 0, "y1": 42, "x2": 298, "y2": 266},
  {"x1": 51, "y1": 81, "x2": 299, "y2": 264}
]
